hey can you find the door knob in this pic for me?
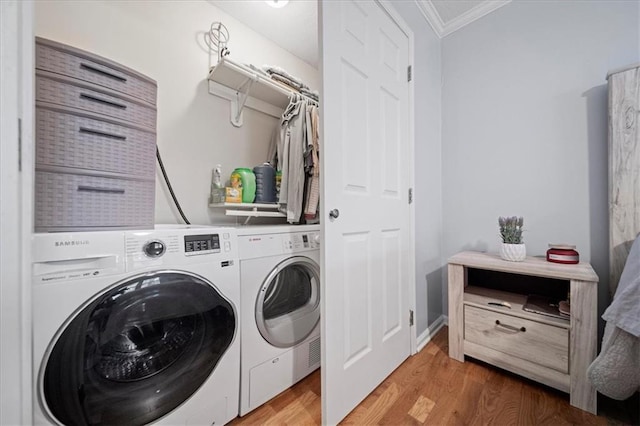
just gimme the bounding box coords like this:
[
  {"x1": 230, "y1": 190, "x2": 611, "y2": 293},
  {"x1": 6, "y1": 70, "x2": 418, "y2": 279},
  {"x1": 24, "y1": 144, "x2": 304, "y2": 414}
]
[{"x1": 329, "y1": 209, "x2": 340, "y2": 219}]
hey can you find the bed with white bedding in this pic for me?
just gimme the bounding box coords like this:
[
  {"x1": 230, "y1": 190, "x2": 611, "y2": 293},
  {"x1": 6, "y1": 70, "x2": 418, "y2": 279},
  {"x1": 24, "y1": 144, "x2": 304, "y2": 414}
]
[{"x1": 587, "y1": 235, "x2": 640, "y2": 399}]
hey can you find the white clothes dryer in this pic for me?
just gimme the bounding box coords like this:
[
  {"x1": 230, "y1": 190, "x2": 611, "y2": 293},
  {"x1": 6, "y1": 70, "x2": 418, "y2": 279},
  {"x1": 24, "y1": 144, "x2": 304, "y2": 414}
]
[
  {"x1": 32, "y1": 226, "x2": 240, "y2": 425},
  {"x1": 237, "y1": 225, "x2": 321, "y2": 416}
]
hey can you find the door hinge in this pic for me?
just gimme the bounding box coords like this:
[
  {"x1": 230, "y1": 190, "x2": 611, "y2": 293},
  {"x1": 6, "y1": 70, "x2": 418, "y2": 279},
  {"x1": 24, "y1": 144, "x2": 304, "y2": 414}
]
[
  {"x1": 18, "y1": 118, "x2": 22, "y2": 172},
  {"x1": 408, "y1": 188, "x2": 413, "y2": 204},
  {"x1": 409, "y1": 310, "x2": 414, "y2": 327},
  {"x1": 407, "y1": 65, "x2": 412, "y2": 82}
]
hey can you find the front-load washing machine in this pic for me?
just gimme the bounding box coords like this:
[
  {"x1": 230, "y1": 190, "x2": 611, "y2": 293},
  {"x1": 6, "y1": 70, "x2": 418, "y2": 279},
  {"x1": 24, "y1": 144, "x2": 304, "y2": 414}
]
[
  {"x1": 32, "y1": 226, "x2": 240, "y2": 425},
  {"x1": 237, "y1": 225, "x2": 321, "y2": 416}
]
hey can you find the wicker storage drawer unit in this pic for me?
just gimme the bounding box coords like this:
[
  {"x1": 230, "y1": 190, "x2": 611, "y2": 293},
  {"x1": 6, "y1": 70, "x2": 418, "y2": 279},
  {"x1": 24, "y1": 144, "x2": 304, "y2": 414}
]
[{"x1": 35, "y1": 37, "x2": 157, "y2": 232}]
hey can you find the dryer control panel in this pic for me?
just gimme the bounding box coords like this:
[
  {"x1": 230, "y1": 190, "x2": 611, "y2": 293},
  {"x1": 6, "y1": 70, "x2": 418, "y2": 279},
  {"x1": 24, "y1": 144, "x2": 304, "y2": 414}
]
[
  {"x1": 282, "y1": 232, "x2": 320, "y2": 251},
  {"x1": 239, "y1": 230, "x2": 320, "y2": 260}
]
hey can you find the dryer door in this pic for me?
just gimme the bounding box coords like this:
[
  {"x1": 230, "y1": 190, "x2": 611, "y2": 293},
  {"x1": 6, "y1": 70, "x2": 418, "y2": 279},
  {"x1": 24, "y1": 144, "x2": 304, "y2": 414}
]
[
  {"x1": 256, "y1": 256, "x2": 320, "y2": 348},
  {"x1": 40, "y1": 271, "x2": 236, "y2": 426}
]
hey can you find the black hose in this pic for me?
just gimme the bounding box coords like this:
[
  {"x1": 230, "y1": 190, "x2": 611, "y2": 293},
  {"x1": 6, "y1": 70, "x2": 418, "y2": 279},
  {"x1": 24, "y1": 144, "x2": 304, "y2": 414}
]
[{"x1": 156, "y1": 146, "x2": 190, "y2": 225}]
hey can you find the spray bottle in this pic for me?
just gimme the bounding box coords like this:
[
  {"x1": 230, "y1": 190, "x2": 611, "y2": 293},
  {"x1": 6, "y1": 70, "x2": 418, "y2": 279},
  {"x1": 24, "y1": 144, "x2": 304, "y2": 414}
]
[{"x1": 209, "y1": 164, "x2": 225, "y2": 203}]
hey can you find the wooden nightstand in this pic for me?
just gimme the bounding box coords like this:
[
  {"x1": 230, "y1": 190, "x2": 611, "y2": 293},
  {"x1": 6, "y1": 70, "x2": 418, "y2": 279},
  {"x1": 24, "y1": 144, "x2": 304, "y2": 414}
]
[{"x1": 448, "y1": 251, "x2": 599, "y2": 414}]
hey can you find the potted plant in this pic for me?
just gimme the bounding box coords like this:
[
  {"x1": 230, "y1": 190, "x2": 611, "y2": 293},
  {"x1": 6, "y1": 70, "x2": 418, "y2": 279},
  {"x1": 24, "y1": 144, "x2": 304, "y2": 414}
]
[{"x1": 498, "y1": 216, "x2": 526, "y2": 261}]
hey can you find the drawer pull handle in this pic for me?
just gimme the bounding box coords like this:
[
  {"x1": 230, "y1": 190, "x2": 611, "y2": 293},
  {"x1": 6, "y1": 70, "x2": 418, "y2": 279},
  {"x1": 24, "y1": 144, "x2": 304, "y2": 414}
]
[
  {"x1": 495, "y1": 320, "x2": 526, "y2": 333},
  {"x1": 80, "y1": 63, "x2": 127, "y2": 82},
  {"x1": 77, "y1": 185, "x2": 125, "y2": 194},
  {"x1": 80, "y1": 93, "x2": 127, "y2": 110},
  {"x1": 79, "y1": 127, "x2": 127, "y2": 141}
]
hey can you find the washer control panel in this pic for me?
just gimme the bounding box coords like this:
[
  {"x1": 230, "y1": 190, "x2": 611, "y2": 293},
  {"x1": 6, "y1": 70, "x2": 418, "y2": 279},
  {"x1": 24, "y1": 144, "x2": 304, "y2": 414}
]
[
  {"x1": 184, "y1": 233, "x2": 220, "y2": 256},
  {"x1": 125, "y1": 229, "x2": 236, "y2": 270}
]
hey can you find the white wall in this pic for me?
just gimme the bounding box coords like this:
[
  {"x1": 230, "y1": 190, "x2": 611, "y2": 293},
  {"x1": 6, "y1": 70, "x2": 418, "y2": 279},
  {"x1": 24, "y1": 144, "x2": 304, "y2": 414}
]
[
  {"x1": 35, "y1": 0, "x2": 319, "y2": 226},
  {"x1": 393, "y1": 2, "x2": 443, "y2": 336},
  {"x1": 442, "y1": 0, "x2": 640, "y2": 317}
]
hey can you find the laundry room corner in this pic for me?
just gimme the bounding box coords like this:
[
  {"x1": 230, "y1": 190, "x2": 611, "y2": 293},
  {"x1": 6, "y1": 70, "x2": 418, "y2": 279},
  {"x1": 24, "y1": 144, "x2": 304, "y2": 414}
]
[{"x1": 4, "y1": 0, "x2": 640, "y2": 423}]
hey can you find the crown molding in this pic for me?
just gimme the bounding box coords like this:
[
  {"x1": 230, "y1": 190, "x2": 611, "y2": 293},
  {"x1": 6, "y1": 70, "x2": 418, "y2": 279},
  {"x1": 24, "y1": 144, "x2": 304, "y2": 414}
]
[
  {"x1": 442, "y1": 0, "x2": 511, "y2": 36},
  {"x1": 414, "y1": 0, "x2": 445, "y2": 38},
  {"x1": 414, "y1": 0, "x2": 511, "y2": 38}
]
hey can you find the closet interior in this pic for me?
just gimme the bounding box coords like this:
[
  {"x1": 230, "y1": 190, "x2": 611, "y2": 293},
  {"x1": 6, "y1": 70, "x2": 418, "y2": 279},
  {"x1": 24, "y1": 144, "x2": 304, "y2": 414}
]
[{"x1": 205, "y1": 20, "x2": 320, "y2": 225}]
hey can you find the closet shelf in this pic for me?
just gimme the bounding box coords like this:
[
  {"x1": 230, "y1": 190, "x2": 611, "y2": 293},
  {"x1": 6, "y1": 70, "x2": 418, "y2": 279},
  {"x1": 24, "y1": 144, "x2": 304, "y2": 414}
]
[
  {"x1": 209, "y1": 202, "x2": 285, "y2": 224},
  {"x1": 207, "y1": 57, "x2": 303, "y2": 127}
]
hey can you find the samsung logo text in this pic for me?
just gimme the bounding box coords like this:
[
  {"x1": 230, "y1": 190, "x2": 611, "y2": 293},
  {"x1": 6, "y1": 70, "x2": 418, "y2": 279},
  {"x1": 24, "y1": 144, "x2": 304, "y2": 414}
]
[{"x1": 54, "y1": 240, "x2": 90, "y2": 247}]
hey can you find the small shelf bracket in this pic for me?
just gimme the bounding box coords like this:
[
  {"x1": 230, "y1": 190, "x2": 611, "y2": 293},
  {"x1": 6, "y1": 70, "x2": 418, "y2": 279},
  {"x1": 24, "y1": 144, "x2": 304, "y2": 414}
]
[
  {"x1": 231, "y1": 76, "x2": 256, "y2": 127},
  {"x1": 243, "y1": 207, "x2": 258, "y2": 225}
]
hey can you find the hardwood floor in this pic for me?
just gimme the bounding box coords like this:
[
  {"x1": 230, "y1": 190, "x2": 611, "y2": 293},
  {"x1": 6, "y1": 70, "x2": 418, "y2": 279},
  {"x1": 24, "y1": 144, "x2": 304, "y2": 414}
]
[{"x1": 230, "y1": 327, "x2": 629, "y2": 425}]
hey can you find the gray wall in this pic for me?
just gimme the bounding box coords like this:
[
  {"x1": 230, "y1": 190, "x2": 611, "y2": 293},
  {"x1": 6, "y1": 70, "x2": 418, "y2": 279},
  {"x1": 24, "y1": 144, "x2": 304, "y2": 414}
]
[
  {"x1": 394, "y1": 2, "x2": 444, "y2": 337},
  {"x1": 441, "y1": 0, "x2": 640, "y2": 322}
]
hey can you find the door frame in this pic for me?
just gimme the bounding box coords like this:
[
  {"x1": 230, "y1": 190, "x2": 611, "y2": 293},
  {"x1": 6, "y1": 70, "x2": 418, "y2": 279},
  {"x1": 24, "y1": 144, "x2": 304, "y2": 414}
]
[
  {"x1": 377, "y1": 0, "x2": 417, "y2": 355},
  {"x1": 0, "y1": 1, "x2": 34, "y2": 424}
]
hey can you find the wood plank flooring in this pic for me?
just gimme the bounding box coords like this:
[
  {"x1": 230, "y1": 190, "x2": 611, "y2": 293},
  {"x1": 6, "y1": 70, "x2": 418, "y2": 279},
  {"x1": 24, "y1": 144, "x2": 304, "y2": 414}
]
[{"x1": 230, "y1": 327, "x2": 633, "y2": 425}]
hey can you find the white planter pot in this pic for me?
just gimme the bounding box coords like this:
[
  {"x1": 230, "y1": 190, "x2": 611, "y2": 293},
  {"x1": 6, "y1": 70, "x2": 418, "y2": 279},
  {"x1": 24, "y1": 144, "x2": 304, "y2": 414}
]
[{"x1": 500, "y1": 243, "x2": 526, "y2": 262}]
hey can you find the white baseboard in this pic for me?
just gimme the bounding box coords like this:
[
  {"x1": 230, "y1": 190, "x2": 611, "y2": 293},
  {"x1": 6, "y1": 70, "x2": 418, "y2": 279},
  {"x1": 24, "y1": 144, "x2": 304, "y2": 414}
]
[
  {"x1": 443, "y1": 315, "x2": 449, "y2": 326},
  {"x1": 416, "y1": 315, "x2": 446, "y2": 352}
]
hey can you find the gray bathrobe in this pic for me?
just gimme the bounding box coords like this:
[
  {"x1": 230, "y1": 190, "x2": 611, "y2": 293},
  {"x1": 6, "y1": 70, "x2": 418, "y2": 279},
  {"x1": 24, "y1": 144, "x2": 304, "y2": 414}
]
[{"x1": 268, "y1": 98, "x2": 307, "y2": 223}]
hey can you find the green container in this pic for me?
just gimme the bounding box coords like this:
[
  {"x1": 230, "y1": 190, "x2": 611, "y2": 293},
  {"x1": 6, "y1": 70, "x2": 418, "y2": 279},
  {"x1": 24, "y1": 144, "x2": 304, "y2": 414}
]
[{"x1": 231, "y1": 168, "x2": 256, "y2": 203}]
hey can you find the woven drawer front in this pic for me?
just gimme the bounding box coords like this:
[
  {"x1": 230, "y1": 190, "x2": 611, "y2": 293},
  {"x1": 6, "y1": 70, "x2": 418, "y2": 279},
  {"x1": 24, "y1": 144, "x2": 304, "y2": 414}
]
[
  {"x1": 36, "y1": 43, "x2": 156, "y2": 105},
  {"x1": 36, "y1": 107, "x2": 155, "y2": 178},
  {"x1": 35, "y1": 171, "x2": 155, "y2": 229},
  {"x1": 464, "y1": 305, "x2": 568, "y2": 373},
  {"x1": 36, "y1": 76, "x2": 156, "y2": 130}
]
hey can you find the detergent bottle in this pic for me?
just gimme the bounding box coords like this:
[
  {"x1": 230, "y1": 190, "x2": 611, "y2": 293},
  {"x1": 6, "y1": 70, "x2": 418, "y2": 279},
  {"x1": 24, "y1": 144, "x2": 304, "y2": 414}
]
[{"x1": 230, "y1": 168, "x2": 256, "y2": 203}]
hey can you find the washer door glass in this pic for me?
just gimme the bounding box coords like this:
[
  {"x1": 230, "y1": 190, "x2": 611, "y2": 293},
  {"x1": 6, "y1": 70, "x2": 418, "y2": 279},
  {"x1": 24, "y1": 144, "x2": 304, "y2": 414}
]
[
  {"x1": 256, "y1": 256, "x2": 320, "y2": 348},
  {"x1": 42, "y1": 271, "x2": 236, "y2": 426}
]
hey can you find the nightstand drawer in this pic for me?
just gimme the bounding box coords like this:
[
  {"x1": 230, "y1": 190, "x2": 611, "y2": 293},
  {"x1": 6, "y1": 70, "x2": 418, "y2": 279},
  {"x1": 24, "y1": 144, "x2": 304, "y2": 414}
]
[{"x1": 464, "y1": 305, "x2": 568, "y2": 373}]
